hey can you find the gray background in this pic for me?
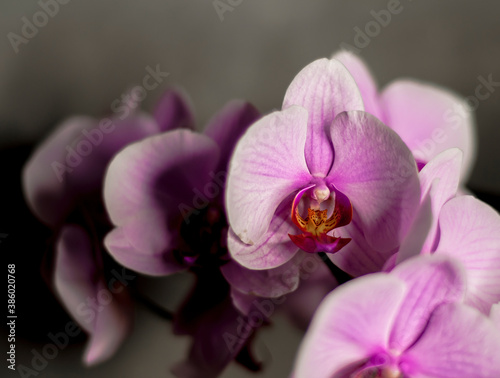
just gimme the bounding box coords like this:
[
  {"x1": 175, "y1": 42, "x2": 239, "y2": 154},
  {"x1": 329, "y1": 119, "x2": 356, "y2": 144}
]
[{"x1": 1, "y1": 1, "x2": 500, "y2": 377}]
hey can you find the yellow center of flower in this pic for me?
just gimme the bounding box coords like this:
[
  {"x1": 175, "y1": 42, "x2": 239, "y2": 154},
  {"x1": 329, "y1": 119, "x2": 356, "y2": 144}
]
[{"x1": 293, "y1": 207, "x2": 341, "y2": 237}]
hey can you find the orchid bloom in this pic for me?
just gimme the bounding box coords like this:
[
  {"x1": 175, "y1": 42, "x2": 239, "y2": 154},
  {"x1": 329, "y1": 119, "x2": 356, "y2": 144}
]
[
  {"x1": 103, "y1": 99, "x2": 259, "y2": 275},
  {"x1": 102, "y1": 97, "x2": 267, "y2": 376},
  {"x1": 333, "y1": 50, "x2": 476, "y2": 180},
  {"x1": 294, "y1": 255, "x2": 500, "y2": 377},
  {"x1": 226, "y1": 58, "x2": 420, "y2": 271},
  {"x1": 22, "y1": 89, "x2": 192, "y2": 365}
]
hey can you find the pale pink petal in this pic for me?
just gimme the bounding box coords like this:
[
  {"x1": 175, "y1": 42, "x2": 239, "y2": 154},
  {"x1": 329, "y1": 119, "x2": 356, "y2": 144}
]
[
  {"x1": 398, "y1": 149, "x2": 463, "y2": 264},
  {"x1": 328, "y1": 111, "x2": 421, "y2": 252},
  {"x1": 395, "y1": 185, "x2": 434, "y2": 264},
  {"x1": 417, "y1": 148, "x2": 463, "y2": 252},
  {"x1": 435, "y1": 196, "x2": 500, "y2": 314},
  {"x1": 389, "y1": 255, "x2": 466, "y2": 352},
  {"x1": 381, "y1": 80, "x2": 476, "y2": 180},
  {"x1": 283, "y1": 58, "x2": 364, "y2": 175},
  {"x1": 294, "y1": 275, "x2": 407, "y2": 378},
  {"x1": 332, "y1": 51, "x2": 383, "y2": 120},
  {"x1": 402, "y1": 303, "x2": 500, "y2": 377},
  {"x1": 226, "y1": 196, "x2": 300, "y2": 269},
  {"x1": 226, "y1": 106, "x2": 312, "y2": 245}
]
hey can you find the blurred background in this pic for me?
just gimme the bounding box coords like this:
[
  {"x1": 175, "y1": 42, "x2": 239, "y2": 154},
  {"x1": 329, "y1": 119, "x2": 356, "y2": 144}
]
[{"x1": 1, "y1": 1, "x2": 500, "y2": 377}]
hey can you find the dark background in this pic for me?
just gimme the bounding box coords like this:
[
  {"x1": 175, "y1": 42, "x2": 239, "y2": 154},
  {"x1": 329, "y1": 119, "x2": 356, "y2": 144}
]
[{"x1": 1, "y1": 1, "x2": 500, "y2": 377}]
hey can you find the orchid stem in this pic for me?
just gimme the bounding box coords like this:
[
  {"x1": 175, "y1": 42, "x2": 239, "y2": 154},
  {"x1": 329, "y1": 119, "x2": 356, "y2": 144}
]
[{"x1": 318, "y1": 252, "x2": 353, "y2": 285}]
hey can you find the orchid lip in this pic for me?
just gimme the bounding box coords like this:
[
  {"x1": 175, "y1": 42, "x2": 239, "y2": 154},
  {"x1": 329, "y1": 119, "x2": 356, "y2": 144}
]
[{"x1": 288, "y1": 184, "x2": 352, "y2": 254}]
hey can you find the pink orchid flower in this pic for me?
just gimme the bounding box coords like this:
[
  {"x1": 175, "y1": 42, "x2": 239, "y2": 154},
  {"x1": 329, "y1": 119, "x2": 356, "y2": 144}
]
[
  {"x1": 22, "y1": 89, "x2": 192, "y2": 365},
  {"x1": 226, "y1": 57, "x2": 421, "y2": 272},
  {"x1": 294, "y1": 255, "x2": 500, "y2": 377}
]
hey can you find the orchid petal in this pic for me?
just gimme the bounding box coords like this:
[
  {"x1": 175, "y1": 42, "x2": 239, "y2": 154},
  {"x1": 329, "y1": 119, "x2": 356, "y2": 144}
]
[
  {"x1": 226, "y1": 106, "x2": 311, "y2": 245},
  {"x1": 23, "y1": 109, "x2": 174, "y2": 229},
  {"x1": 329, "y1": 218, "x2": 394, "y2": 277},
  {"x1": 435, "y1": 196, "x2": 500, "y2": 314},
  {"x1": 294, "y1": 275, "x2": 406, "y2": 378},
  {"x1": 417, "y1": 148, "x2": 463, "y2": 252},
  {"x1": 283, "y1": 58, "x2": 364, "y2": 175},
  {"x1": 104, "y1": 129, "x2": 219, "y2": 226},
  {"x1": 22, "y1": 117, "x2": 96, "y2": 226},
  {"x1": 222, "y1": 251, "x2": 312, "y2": 299},
  {"x1": 104, "y1": 210, "x2": 186, "y2": 276},
  {"x1": 54, "y1": 225, "x2": 132, "y2": 366},
  {"x1": 389, "y1": 255, "x2": 466, "y2": 352},
  {"x1": 227, "y1": 196, "x2": 300, "y2": 269},
  {"x1": 397, "y1": 149, "x2": 463, "y2": 264},
  {"x1": 69, "y1": 113, "x2": 163, "y2": 193},
  {"x1": 153, "y1": 88, "x2": 194, "y2": 131},
  {"x1": 403, "y1": 303, "x2": 500, "y2": 377},
  {"x1": 83, "y1": 280, "x2": 133, "y2": 366},
  {"x1": 328, "y1": 111, "x2": 421, "y2": 252},
  {"x1": 203, "y1": 100, "x2": 260, "y2": 173},
  {"x1": 395, "y1": 184, "x2": 434, "y2": 264},
  {"x1": 54, "y1": 225, "x2": 98, "y2": 334},
  {"x1": 381, "y1": 80, "x2": 476, "y2": 180},
  {"x1": 332, "y1": 51, "x2": 383, "y2": 120}
]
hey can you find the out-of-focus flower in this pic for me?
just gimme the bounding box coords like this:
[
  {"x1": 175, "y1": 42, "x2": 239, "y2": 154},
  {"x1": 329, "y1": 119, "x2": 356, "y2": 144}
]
[
  {"x1": 333, "y1": 50, "x2": 477, "y2": 180},
  {"x1": 171, "y1": 267, "x2": 264, "y2": 378},
  {"x1": 22, "y1": 89, "x2": 192, "y2": 365},
  {"x1": 294, "y1": 255, "x2": 500, "y2": 378},
  {"x1": 102, "y1": 98, "x2": 265, "y2": 376},
  {"x1": 103, "y1": 99, "x2": 259, "y2": 275},
  {"x1": 226, "y1": 57, "x2": 420, "y2": 273}
]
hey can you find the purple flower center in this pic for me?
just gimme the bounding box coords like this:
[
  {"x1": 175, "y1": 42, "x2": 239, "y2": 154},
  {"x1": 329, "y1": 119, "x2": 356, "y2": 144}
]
[{"x1": 176, "y1": 203, "x2": 229, "y2": 269}]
